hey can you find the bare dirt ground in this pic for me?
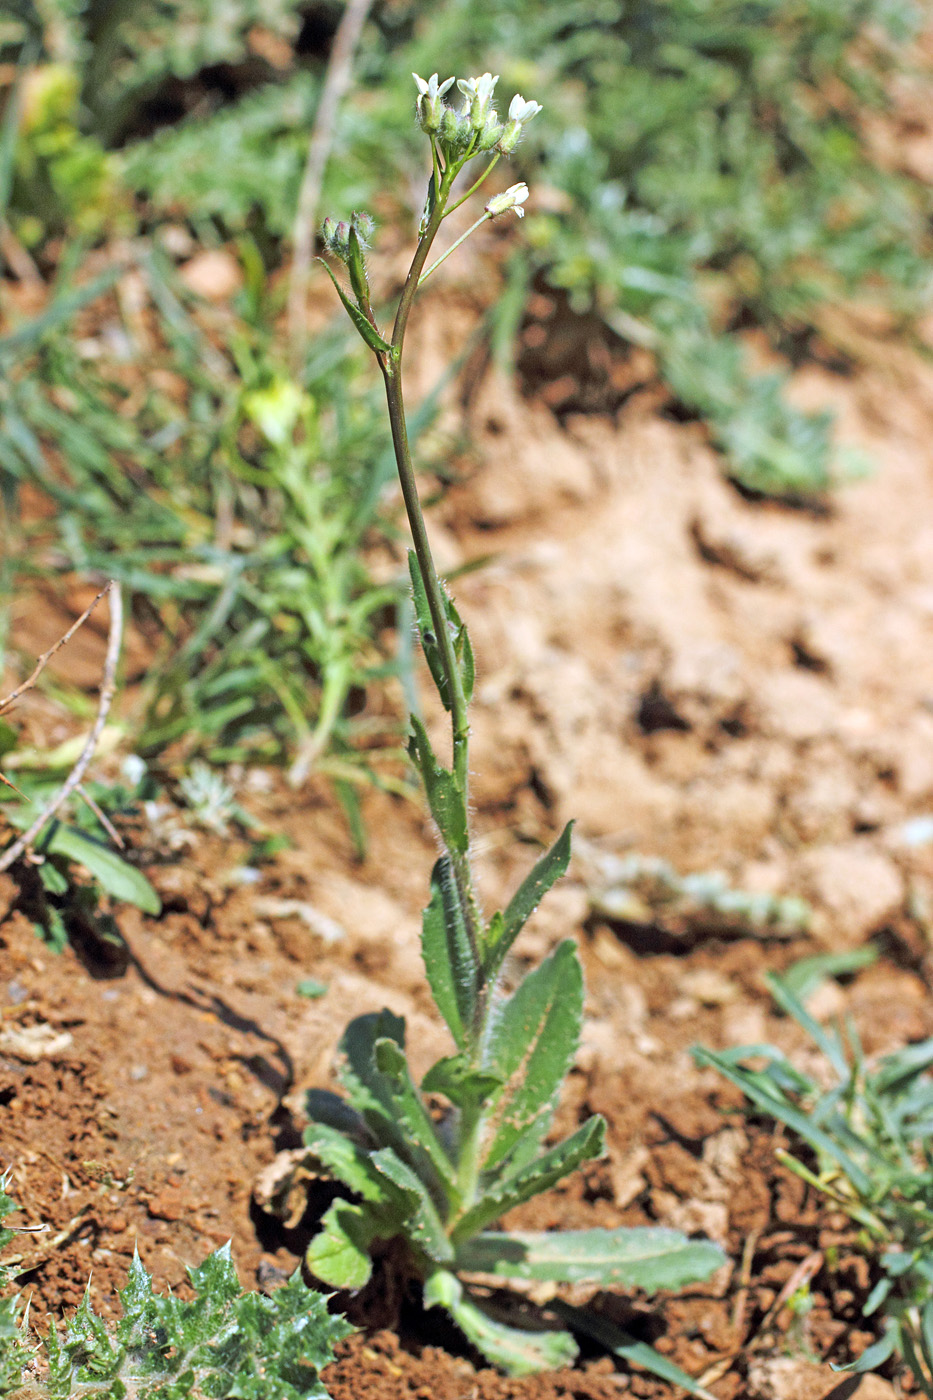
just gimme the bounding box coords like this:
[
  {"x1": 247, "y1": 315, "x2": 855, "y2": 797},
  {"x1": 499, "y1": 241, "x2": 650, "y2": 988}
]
[{"x1": 5, "y1": 280, "x2": 933, "y2": 1400}]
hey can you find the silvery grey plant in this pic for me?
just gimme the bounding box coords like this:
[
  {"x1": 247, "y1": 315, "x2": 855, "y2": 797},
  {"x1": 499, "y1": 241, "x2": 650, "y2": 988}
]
[{"x1": 302, "y1": 71, "x2": 725, "y2": 1388}]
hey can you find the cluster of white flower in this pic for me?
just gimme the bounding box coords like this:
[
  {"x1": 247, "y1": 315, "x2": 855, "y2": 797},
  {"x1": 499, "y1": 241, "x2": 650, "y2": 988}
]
[{"x1": 413, "y1": 71, "x2": 542, "y2": 161}]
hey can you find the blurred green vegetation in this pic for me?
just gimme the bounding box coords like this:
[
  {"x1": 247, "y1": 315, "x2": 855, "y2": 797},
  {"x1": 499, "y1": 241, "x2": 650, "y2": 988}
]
[{"x1": 1, "y1": 0, "x2": 930, "y2": 784}]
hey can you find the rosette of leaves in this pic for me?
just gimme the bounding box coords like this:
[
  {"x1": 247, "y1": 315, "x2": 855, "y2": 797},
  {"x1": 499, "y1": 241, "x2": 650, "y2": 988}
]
[
  {"x1": 298, "y1": 792, "x2": 723, "y2": 1384},
  {"x1": 0, "y1": 1184, "x2": 350, "y2": 1399}
]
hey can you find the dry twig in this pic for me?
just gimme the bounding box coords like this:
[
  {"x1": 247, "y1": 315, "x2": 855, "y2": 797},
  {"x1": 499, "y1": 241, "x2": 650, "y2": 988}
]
[
  {"x1": 0, "y1": 581, "x2": 123, "y2": 873},
  {"x1": 286, "y1": 0, "x2": 375, "y2": 362}
]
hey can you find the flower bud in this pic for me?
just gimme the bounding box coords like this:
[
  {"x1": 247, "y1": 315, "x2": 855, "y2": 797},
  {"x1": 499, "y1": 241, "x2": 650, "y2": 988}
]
[
  {"x1": 438, "y1": 105, "x2": 472, "y2": 158},
  {"x1": 413, "y1": 72, "x2": 454, "y2": 134},
  {"x1": 484, "y1": 183, "x2": 530, "y2": 219},
  {"x1": 477, "y1": 115, "x2": 504, "y2": 152},
  {"x1": 321, "y1": 216, "x2": 350, "y2": 259}
]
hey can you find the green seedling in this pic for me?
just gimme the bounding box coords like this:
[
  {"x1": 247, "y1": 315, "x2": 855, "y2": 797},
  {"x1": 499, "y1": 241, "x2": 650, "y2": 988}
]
[
  {"x1": 0, "y1": 1180, "x2": 350, "y2": 1399},
  {"x1": 695, "y1": 969, "x2": 933, "y2": 1395},
  {"x1": 292, "y1": 72, "x2": 725, "y2": 1388}
]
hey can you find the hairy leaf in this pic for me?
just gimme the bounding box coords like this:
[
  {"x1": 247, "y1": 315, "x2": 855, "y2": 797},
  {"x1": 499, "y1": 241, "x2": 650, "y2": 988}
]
[
  {"x1": 421, "y1": 857, "x2": 479, "y2": 1050},
  {"x1": 408, "y1": 716, "x2": 469, "y2": 854},
  {"x1": 317, "y1": 259, "x2": 391, "y2": 355},
  {"x1": 334, "y1": 1009, "x2": 409, "y2": 1150},
  {"x1": 481, "y1": 940, "x2": 584, "y2": 1171},
  {"x1": 456, "y1": 1227, "x2": 725, "y2": 1291},
  {"x1": 373, "y1": 1037, "x2": 458, "y2": 1197},
  {"x1": 421, "y1": 1053, "x2": 503, "y2": 1109},
  {"x1": 43, "y1": 1244, "x2": 350, "y2": 1399},
  {"x1": 371, "y1": 1149, "x2": 454, "y2": 1265},
  {"x1": 424, "y1": 1270, "x2": 577, "y2": 1377},
  {"x1": 305, "y1": 1200, "x2": 387, "y2": 1291},
  {"x1": 408, "y1": 552, "x2": 475, "y2": 710},
  {"x1": 452, "y1": 1116, "x2": 606, "y2": 1243},
  {"x1": 487, "y1": 824, "x2": 573, "y2": 976}
]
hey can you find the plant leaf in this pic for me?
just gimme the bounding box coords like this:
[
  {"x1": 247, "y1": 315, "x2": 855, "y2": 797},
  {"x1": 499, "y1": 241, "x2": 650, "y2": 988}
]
[
  {"x1": 335, "y1": 1009, "x2": 410, "y2": 1151},
  {"x1": 408, "y1": 716, "x2": 469, "y2": 854},
  {"x1": 305, "y1": 1200, "x2": 384, "y2": 1290},
  {"x1": 487, "y1": 823, "x2": 573, "y2": 976},
  {"x1": 456, "y1": 1227, "x2": 725, "y2": 1291},
  {"x1": 830, "y1": 1318, "x2": 900, "y2": 1375},
  {"x1": 481, "y1": 940, "x2": 584, "y2": 1172},
  {"x1": 28, "y1": 820, "x2": 161, "y2": 915},
  {"x1": 424, "y1": 1270, "x2": 577, "y2": 1377},
  {"x1": 302, "y1": 1123, "x2": 395, "y2": 1205},
  {"x1": 421, "y1": 856, "x2": 479, "y2": 1050},
  {"x1": 373, "y1": 1037, "x2": 458, "y2": 1198},
  {"x1": 408, "y1": 552, "x2": 474, "y2": 709},
  {"x1": 692, "y1": 1045, "x2": 873, "y2": 1197},
  {"x1": 552, "y1": 1300, "x2": 718, "y2": 1400},
  {"x1": 452, "y1": 1116, "x2": 606, "y2": 1243},
  {"x1": 370, "y1": 1148, "x2": 454, "y2": 1265},
  {"x1": 316, "y1": 258, "x2": 391, "y2": 355},
  {"x1": 422, "y1": 1053, "x2": 503, "y2": 1108}
]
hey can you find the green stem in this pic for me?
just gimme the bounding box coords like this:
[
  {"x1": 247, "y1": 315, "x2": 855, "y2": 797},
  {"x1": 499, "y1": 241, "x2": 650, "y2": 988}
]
[
  {"x1": 380, "y1": 163, "x2": 487, "y2": 1010},
  {"x1": 420, "y1": 212, "x2": 492, "y2": 286}
]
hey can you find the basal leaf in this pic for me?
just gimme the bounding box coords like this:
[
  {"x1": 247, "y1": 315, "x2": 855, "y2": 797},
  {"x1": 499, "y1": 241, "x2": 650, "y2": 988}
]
[
  {"x1": 452, "y1": 1116, "x2": 606, "y2": 1243},
  {"x1": 421, "y1": 856, "x2": 479, "y2": 1050},
  {"x1": 373, "y1": 1037, "x2": 458, "y2": 1198},
  {"x1": 370, "y1": 1149, "x2": 454, "y2": 1265},
  {"x1": 481, "y1": 940, "x2": 584, "y2": 1172},
  {"x1": 424, "y1": 1269, "x2": 577, "y2": 1377},
  {"x1": 335, "y1": 1009, "x2": 409, "y2": 1149},
  {"x1": 302, "y1": 1123, "x2": 395, "y2": 1205},
  {"x1": 305, "y1": 1200, "x2": 384, "y2": 1290},
  {"x1": 487, "y1": 823, "x2": 573, "y2": 976},
  {"x1": 456, "y1": 1227, "x2": 725, "y2": 1291},
  {"x1": 408, "y1": 717, "x2": 469, "y2": 854}
]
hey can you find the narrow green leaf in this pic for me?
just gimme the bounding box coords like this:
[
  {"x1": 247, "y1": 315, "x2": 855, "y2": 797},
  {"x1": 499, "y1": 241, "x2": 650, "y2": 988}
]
[
  {"x1": 425, "y1": 1270, "x2": 577, "y2": 1377},
  {"x1": 23, "y1": 820, "x2": 161, "y2": 915},
  {"x1": 370, "y1": 1148, "x2": 454, "y2": 1265},
  {"x1": 421, "y1": 856, "x2": 479, "y2": 1050},
  {"x1": 488, "y1": 823, "x2": 573, "y2": 975},
  {"x1": 302, "y1": 1123, "x2": 395, "y2": 1204},
  {"x1": 335, "y1": 1009, "x2": 409, "y2": 1149},
  {"x1": 408, "y1": 716, "x2": 469, "y2": 854},
  {"x1": 830, "y1": 1319, "x2": 900, "y2": 1375},
  {"x1": 452, "y1": 1116, "x2": 606, "y2": 1243},
  {"x1": 372, "y1": 1037, "x2": 458, "y2": 1197},
  {"x1": 481, "y1": 940, "x2": 584, "y2": 1172},
  {"x1": 777, "y1": 946, "x2": 878, "y2": 1002},
  {"x1": 552, "y1": 1300, "x2": 718, "y2": 1400},
  {"x1": 316, "y1": 258, "x2": 391, "y2": 354},
  {"x1": 692, "y1": 1046, "x2": 873, "y2": 1197},
  {"x1": 456, "y1": 1227, "x2": 725, "y2": 1291}
]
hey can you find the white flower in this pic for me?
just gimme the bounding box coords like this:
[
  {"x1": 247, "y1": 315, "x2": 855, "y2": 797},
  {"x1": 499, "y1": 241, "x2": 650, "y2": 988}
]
[
  {"x1": 508, "y1": 94, "x2": 543, "y2": 123},
  {"x1": 413, "y1": 72, "x2": 455, "y2": 132},
  {"x1": 484, "y1": 183, "x2": 530, "y2": 219},
  {"x1": 457, "y1": 72, "x2": 499, "y2": 127},
  {"x1": 413, "y1": 72, "x2": 454, "y2": 101}
]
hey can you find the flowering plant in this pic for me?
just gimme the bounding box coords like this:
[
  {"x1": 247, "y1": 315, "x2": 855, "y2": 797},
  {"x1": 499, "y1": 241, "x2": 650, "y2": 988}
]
[{"x1": 296, "y1": 72, "x2": 724, "y2": 1386}]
